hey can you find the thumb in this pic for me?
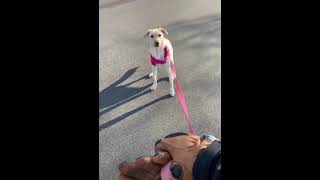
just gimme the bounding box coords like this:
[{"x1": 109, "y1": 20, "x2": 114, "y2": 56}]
[
  {"x1": 152, "y1": 150, "x2": 172, "y2": 165},
  {"x1": 118, "y1": 174, "x2": 135, "y2": 180},
  {"x1": 155, "y1": 140, "x2": 175, "y2": 154}
]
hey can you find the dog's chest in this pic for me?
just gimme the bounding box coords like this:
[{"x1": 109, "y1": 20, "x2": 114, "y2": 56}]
[{"x1": 149, "y1": 48, "x2": 165, "y2": 60}]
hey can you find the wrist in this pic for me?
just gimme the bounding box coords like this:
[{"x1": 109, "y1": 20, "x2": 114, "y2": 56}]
[{"x1": 192, "y1": 140, "x2": 221, "y2": 180}]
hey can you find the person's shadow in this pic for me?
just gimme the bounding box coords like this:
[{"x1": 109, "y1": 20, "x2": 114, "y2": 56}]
[{"x1": 99, "y1": 67, "x2": 170, "y2": 130}]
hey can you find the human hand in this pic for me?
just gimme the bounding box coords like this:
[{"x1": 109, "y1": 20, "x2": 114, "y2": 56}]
[{"x1": 155, "y1": 135, "x2": 210, "y2": 180}]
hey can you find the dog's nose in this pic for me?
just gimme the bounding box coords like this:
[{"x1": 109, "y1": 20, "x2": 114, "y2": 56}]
[{"x1": 154, "y1": 41, "x2": 159, "y2": 47}]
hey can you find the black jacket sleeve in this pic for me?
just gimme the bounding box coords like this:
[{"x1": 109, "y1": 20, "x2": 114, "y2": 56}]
[{"x1": 192, "y1": 141, "x2": 221, "y2": 180}]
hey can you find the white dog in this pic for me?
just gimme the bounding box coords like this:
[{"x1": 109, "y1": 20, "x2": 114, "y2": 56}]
[{"x1": 145, "y1": 27, "x2": 175, "y2": 96}]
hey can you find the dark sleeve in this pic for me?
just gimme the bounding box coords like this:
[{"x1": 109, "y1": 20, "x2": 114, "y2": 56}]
[{"x1": 192, "y1": 141, "x2": 221, "y2": 180}]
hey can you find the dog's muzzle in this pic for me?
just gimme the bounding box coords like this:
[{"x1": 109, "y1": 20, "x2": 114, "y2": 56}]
[{"x1": 154, "y1": 41, "x2": 160, "y2": 47}]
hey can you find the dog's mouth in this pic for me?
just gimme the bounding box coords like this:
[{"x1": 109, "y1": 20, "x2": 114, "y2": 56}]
[{"x1": 154, "y1": 42, "x2": 160, "y2": 47}]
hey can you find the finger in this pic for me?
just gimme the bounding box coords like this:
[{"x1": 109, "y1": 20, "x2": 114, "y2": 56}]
[
  {"x1": 118, "y1": 161, "x2": 135, "y2": 175},
  {"x1": 154, "y1": 175, "x2": 161, "y2": 180},
  {"x1": 152, "y1": 151, "x2": 172, "y2": 165},
  {"x1": 200, "y1": 139, "x2": 211, "y2": 146},
  {"x1": 189, "y1": 134, "x2": 200, "y2": 141},
  {"x1": 194, "y1": 136, "x2": 201, "y2": 146},
  {"x1": 189, "y1": 136, "x2": 197, "y2": 143},
  {"x1": 166, "y1": 135, "x2": 195, "y2": 147},
  {"x1": 118, "y1": 157, "x2": 152, "y2": 175},
  {"x1": 118, "y1": 157, "x2": 161, "y2": 180},
  {"x1": 155, "y1": 140, "x2": 173, "y2": 153},
  {"x1": 164, "y1": 132, "x2": 188, "y2": 139},
  {"x1": 199, "y1": 143, "x2": 209, "y2": 151},
  {"x1": 154, "y1": 133, "x2": 189, "y2": 151},
  {"x1": 195, "y1": 137, "x2": 212, "y2": 150},
  {"x1": 118, "y1": 174, "x2": 135, "y2": 180},
  {"x1": 155, "y1": 135, "x2": 196, "y2": 152}
]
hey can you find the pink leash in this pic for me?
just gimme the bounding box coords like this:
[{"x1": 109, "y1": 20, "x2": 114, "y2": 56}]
[
  {"x1": 149, "y1": 47, "x2": 196, "y2": 179},
  {"x1": 161, "y1": 61, "x2": 196, "y2": 180},
  {"x1": 169, "y1": 61, "x2": 195, "y2": 135},
  {"x1": 150, "y1": 47, "x2": 195, "y2": 135}
]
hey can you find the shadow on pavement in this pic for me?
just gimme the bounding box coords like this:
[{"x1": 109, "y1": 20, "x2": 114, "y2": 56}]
[
  {"x1": 99, "y1": 94, "x2": 171, "y2": 130},
  {"x1": 99, "y1": 67, "x2": 169, "y2": 118}
]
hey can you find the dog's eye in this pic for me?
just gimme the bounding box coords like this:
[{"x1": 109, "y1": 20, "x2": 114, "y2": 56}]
[
  {"x1": 150, "y1": 35, "x2": 154, "y2": 38},
  {"x1": 158, "y1": 34, "x2": 161, "y2": 37}
]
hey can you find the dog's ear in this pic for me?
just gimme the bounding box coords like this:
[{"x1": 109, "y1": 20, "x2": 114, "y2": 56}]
[
  {"x1": 144, "y1": 29, "x2": 152, "y2": 37},
  {"x1": 159, "y1": 27, "x2": 168, "y2": 35}
]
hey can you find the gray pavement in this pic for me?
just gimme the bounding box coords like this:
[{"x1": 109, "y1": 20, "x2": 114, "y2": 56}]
[{"x1": 99, "y1": 0, "x2": 221, "y2": 179}]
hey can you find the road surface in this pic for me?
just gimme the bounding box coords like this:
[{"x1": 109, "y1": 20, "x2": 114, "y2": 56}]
[{"x1": 99, "y1": 0, "x2": 220, "y2": 179}]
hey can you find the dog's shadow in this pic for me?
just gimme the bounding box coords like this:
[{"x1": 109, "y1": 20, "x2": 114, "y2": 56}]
[{"x1": 99, "y1": 67, "x2": 169, "y2": 119}]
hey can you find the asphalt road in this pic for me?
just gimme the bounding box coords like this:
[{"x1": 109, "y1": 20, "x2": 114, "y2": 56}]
[{"x1": 99, "y1": 0, "x2": 221, "y2": 179}]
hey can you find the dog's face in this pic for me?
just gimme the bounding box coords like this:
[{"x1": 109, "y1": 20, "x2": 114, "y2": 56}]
[{"x1": 145, "y1": 28, "x2": 168, "y2": 48}]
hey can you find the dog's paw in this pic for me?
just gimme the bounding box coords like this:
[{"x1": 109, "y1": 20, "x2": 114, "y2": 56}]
[
  {"x1": 150, "y1": 84, "x2": 157, "y2": 91},
  {"x1": 148, "y1": 73, "x2": 153, "y2": 78}
]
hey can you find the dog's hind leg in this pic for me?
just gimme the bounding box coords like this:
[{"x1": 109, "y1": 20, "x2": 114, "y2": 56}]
[
  {"x1": 165, "y1": 64, "x2": 175, "y2": 96},
  {"x1": 150, "y1": 65, "x2": 157, "y2": 91}
]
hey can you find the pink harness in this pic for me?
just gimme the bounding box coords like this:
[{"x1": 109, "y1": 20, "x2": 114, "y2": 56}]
[
  {"x1": 152, "y1": 46, "x2": 196, "y2": 180},
  {"x1": 150, "y1": 46, "x2": 169, "y2": 66}
]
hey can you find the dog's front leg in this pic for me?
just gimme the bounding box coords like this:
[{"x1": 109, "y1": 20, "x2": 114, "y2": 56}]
[
  {"x1": 165, "y1": 63, "x2": 175, "y2": 96},
  {"x1": 148, "y1": 65, "x2": 154, "y2": 78},
  {"x1": 150, "y1": 65, "x2": 157, "y2": 91}
]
